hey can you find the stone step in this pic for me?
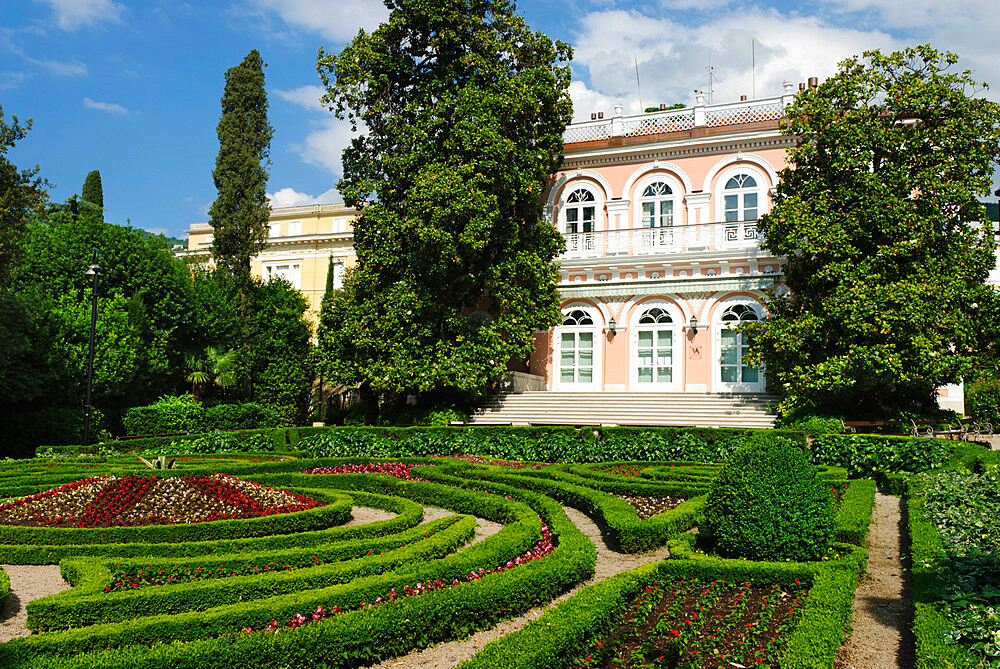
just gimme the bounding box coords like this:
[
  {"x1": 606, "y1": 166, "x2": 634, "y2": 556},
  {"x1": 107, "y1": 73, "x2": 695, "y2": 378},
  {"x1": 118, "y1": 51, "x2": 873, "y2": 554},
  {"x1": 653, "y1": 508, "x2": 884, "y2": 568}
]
[{"x1": 470, "y1": 392, "x2": 777, "y2": 428}]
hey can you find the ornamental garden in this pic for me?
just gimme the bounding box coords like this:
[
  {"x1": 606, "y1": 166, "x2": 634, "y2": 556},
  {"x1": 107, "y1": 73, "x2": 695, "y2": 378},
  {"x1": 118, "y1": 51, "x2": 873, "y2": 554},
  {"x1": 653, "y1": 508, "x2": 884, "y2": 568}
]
[{"x1": 0, "y1": 426, "x2": 995, "y2": 668}]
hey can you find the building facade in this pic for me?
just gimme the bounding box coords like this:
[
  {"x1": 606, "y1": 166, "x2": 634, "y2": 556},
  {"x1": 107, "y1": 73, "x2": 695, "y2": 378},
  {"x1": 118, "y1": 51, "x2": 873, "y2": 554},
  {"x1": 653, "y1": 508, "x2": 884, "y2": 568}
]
[
  {"x1": 181, "y1": 203, "x2": 358, "y2": 316},
  {"x1": 525, "y1": 88, "x2": 964, "y2": 411}
]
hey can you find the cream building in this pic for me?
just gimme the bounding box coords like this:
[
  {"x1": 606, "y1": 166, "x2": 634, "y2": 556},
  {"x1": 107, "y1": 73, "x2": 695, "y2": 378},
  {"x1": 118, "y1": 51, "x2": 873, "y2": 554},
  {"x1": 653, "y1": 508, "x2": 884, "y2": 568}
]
[{"x1": 181, "y1": 203, "x2": 358, "y2": 317}]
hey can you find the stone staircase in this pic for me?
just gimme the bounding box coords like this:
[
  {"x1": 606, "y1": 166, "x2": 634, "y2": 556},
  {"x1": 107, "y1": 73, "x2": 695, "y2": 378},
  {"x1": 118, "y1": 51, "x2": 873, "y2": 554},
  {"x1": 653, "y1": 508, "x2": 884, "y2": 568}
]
[{"x1": 470, "y1": 392, "x2": 778, "y2": 429}]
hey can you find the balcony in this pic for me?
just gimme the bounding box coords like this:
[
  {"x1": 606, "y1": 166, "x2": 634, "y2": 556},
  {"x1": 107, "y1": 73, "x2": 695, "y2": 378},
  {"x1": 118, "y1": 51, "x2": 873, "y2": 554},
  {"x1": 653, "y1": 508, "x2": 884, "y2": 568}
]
[{"x1": 560, "y1": 221, "x2": 762, "y2": 260}]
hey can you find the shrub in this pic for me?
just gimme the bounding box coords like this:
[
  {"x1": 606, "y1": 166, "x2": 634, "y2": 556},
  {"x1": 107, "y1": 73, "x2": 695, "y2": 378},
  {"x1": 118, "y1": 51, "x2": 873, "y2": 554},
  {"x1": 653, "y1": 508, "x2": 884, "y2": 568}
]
[
  {"x1": 966, "y1": 378, "x2": 1000, "y2": 428},
  {"x1": 122, "y1": 395, "x2": 205, "y2": 435},
  {"x1": 146, "y1": 431, "x2": 275, "y2": 456},
  {"x1": 810, "y1": 434, "x2": 954, "y2": 477},
  {"x1": 203, "y1": 403, "x2": 279, "y2": 430},
  {"x1": 704, "y1": 437, "x2": 833, "y2": 561},
  {"x1": 122, "y1": 396, "x2": 280, "y2": 436}
]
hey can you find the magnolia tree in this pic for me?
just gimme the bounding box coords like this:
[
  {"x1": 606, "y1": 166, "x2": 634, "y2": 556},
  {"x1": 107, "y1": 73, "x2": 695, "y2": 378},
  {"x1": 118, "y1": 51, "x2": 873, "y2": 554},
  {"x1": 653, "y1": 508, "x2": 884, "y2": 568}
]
[
  {"x1": 317, "y1": 0, "x2": 573, "y2": 422},
  {"x1": 746, "y1": 45, "x2": 1000, "y2": 416}
]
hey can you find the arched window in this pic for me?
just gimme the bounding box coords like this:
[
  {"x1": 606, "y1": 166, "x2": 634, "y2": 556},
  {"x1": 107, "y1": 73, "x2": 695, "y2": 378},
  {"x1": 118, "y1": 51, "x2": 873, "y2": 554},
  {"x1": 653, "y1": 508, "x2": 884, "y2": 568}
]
[
  {"x1": 719, "y1": 303, "x2": 761, "y2": 386},
  {"x1": 639, "y1": 182, "x2": 674, "y2": 228},
  {"x1": 723, "y1": 174, "x2": 759, "y2": 222},
  {"x1": 563, "y1": 309, "x2": 594, "y2": 325},
  {"x1": 638, "y1": 307, "x2": 673, "y2": 324},
  {"x1": 564, "y1": 188, "x2": 596, "y2": 234},
  {"x1": 558, "y1": 307, "x2": 599, "y2": 388}
]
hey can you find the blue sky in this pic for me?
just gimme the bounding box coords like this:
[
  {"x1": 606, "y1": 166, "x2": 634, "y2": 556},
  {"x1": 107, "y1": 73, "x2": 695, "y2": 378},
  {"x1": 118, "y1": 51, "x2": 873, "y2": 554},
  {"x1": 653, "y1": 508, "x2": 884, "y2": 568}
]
[{"x1": 3, "y1": 0, "x2": 998, "y2": 238}]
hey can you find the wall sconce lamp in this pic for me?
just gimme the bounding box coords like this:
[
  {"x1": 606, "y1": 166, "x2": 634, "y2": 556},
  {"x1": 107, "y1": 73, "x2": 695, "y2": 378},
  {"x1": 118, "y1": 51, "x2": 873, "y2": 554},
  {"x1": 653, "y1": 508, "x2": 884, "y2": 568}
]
[
  {"x1": 688, "y1": 316, "x2": 699, "y2": 334},
  {"x1": 607, "y1": 317, "x2": 617, "y2": 335}
]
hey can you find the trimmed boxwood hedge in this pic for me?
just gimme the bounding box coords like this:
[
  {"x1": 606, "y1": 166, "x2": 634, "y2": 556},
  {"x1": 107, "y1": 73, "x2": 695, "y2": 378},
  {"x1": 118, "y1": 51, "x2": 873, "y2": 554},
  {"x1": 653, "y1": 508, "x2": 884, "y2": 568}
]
[
  {"x1": 459, "y1": 536, "x2": 867, "y2": 669},
  {"x1": 0, "y1": 468, "x2": 599, "y2": 668}
]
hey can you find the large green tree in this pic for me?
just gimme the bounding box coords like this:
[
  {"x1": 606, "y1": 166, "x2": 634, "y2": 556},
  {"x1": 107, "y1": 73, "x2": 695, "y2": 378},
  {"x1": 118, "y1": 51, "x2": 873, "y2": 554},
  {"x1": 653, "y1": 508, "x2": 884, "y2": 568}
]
[
  {"x1": 317, "y1": 0, "x2": 572, "y2": 422},
  {"x1": 745, "y1": 45, "x2": 1000, "y2": 416},
  {"x1": 81, "y1": 169, "x2": 103, "y2": 211},
  {"x1": 0, "y1": 106, "x2": 46, "y2": 289},
  {"x1": 208, "y1": 50, "x2": 273, "y2": 291}
]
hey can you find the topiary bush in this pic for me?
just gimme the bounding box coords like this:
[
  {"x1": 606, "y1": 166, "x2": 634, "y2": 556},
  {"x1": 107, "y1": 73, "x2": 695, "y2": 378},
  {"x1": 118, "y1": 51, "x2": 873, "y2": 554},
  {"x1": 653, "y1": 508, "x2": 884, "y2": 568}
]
[
  {"x1": 703, "y1": 437, "x2": 834, "y2": 562},
  {"x1": 966, "y1": 378, "x2": 1000, "y2": 429}
]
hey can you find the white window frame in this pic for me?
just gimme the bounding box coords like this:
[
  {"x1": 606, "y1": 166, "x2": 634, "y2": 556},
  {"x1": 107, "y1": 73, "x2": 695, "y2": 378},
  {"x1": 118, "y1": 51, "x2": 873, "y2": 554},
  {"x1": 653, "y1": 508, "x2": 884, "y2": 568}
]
[
  {"x1": 333, "y1": 262, "x2": 345, "y2": 290},
  {"x1": 287, "y1": 220, "x2": 302, "y2": 236},
  {"x1": 553, "y1": 304, "x2": 603, "y2": 391},
  {"x1": 629, "y1": 300, "x2": 683, "y2": 391},
  {"x1": 263, "y1": 261, "x2": 302, "y2": 289},
  {"x1": 713, "y1": 297, "x2": 765, "y2": 393},
  {"x1": 268, "y1": 222, "x2": 280, "y2": 238},
  {"x1": 714, "y1": 166, "x2": 768, "y2": 248}
]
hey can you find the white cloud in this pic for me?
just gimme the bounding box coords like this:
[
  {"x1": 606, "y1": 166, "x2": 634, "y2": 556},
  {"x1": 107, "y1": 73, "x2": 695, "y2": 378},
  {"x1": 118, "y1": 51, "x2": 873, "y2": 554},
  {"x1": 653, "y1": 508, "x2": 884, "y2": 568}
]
[
  {"x1": 297, "y1": 118, "x2": 356, "y2": 176},
  {"x1": 35, "y1": 0, "x2": 126, "y2": 31},
  {"x1": 274, "y1": 85, "x2": 327, "y2": 112},
  {"x1": 571, "y1": 9, "x2": 901, "y2": 108},
  {"x1": 0, "y1": 71, "x2": 27, "y2": 90},
  {"x1": 268, "y1": 187, "x2": 341, "y2": 208},
  {"x1": 83, "y1": 97, "x2": 129, "y2": 115},
  {"x1": 27, "y1": 56, "x2": 86, "y2": 76},
  {"x1": 249, "y1": 0, "x2": 388, "y2": 42}
]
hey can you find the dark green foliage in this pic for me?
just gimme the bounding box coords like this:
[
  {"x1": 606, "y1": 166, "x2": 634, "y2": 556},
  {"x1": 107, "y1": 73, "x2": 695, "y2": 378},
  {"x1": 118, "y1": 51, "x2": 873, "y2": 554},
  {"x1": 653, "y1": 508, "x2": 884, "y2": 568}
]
[
  {"x1": 704, "y1": 438, "x2": 834, "y2": 561},
  {"x1": 965, "y1": 377, "x2": 1000, "y2": 428},
  {"x1": 810, "y1": 433, "x2": 955, "y2": 477},
  {"x1": 121, "y1": 395, "x2": 278, "y2": 435},
  {"x1": 745, "y1": 45, "x2": 1000, "y2": 415},
  {"x1": 208, "y1": 50, "x2": 273, "y2": 289},
  {"x1": 0, "y1": 106, "x2": 47, "y2": 289},
  {"x1": 317, "y1": 0, "x2": 573, "y2": 421},
  {"x1": 81, "y1": 170, "x2": 103, "y2": 210}
]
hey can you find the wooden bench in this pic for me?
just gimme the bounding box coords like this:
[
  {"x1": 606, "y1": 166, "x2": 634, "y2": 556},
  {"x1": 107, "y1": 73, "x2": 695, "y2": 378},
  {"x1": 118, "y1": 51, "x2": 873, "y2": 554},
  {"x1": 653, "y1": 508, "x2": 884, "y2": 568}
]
[{"x1": 840, "y1": 420, "x2": 903, "y2": 435}]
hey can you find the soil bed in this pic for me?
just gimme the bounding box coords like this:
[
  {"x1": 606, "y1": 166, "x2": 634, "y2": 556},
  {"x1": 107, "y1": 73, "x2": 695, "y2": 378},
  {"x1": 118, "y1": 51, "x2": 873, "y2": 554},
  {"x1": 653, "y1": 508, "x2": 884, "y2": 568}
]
[
  {"x1": 566, "y1": 577, "x2": 809, "y2": 669},
  {"x1": 616, "y1": 495, "x2": 685, "y2": 519}
]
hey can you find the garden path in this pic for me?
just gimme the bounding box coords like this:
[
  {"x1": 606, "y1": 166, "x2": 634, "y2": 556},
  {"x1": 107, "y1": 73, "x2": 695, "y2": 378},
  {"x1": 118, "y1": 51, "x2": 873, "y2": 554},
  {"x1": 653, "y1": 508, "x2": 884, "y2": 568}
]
[
  {"x1": 835, "y1": 492, "x2": 913, "y2": 669},
  {"x1": 370, "y1": 504, "x2": 672, "y2": 668},
  {"x1": 0, "y1": 565, "x2": 70, "y2": 642}
]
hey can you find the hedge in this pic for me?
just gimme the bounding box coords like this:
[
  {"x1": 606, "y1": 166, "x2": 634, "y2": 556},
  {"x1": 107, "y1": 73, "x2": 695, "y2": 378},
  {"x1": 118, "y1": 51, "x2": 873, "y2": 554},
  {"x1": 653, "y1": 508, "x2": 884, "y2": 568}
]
[
  {"x1": 460, "y1": 536, "x2": 867, "y2": 669},
  {"x1": 833, "y1": 479, "x2": 877, "y2": 546},
  {"x1": 0, "y1": 472, "x2": 598, "y2": 668}
]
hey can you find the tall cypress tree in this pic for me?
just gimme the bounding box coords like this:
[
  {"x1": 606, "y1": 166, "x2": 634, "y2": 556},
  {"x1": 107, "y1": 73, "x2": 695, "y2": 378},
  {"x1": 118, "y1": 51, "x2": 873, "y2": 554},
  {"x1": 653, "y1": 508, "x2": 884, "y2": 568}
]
[
  {"x1": 81, "y1": 170, "x2": 103, "y2": 210},
  {"x1": 208, "y1": 50, "x2": 273, "y2": 292}
]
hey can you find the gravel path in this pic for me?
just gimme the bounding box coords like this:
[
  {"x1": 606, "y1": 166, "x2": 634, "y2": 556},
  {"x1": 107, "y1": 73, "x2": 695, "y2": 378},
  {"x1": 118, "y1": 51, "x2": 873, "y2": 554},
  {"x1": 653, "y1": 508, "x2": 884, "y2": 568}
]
[
  {"x1": 835, "y1": 492, "x2": 913, "y2": 669},
  {"x1": 343, "y1": 506, "x2": 398, "y2": 526},
  {"x1": 0, "y1": 565, "x2": 70, "y2": 642},
  {"x1": 370, "y1": 505, "x2": 672, "y2": 668}
]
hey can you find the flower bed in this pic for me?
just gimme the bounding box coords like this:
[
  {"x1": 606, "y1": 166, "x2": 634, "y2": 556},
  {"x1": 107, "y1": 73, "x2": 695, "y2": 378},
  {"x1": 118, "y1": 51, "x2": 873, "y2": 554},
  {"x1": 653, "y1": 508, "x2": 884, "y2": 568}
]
[
  {"x1": 614, "y1": 495, "x2": 685, "y2": 520},
  {"x1": 566, "y1": 578, "x2": 809, "y2": 668},
  {"x1": 0, "y1": 473, "x2": 320, "y2": 528},
  {"x1": 303, "y1": 462, "x2": 427, "y2": 480}
]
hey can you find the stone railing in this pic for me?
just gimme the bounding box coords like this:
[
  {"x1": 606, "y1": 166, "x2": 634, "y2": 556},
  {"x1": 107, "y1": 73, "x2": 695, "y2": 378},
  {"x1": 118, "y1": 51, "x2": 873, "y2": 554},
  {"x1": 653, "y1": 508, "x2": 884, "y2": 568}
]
[{"x1": 561, "y1": 221, "x2": 762, "y2": 259}]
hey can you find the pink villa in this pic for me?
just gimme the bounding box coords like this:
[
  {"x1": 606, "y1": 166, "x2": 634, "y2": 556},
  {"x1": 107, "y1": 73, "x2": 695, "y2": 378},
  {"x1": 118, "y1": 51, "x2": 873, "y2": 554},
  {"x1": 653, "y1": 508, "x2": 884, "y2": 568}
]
[{"x1": 474, "y1": 84, "x2": 964, "y2": 426}]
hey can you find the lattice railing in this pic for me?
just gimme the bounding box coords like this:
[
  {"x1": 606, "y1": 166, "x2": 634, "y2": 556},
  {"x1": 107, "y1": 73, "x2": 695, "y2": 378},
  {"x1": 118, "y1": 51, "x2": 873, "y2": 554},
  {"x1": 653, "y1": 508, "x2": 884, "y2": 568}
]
[
  {"x1": 621, "y1": 111, "x2": 695, "y2": 137},
  {"x1": 704, "y1": 101, "x2": 784, "y2": 127},
  {"x1": 563, "y1": 121, "x2": 613, "y2": 144}
]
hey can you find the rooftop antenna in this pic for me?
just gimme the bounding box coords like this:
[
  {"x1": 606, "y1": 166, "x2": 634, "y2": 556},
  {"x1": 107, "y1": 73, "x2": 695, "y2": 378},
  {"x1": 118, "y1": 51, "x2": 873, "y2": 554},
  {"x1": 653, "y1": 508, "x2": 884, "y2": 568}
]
[
  {"x1": 707, "y1": 50, "x2": 714, "y2": 104},
  {"x1": 752, "y1": 39, "x2": 756, "y2": 99},
  {"x1": 634, "y1": 56, "x2": 643, "y2": 111}
]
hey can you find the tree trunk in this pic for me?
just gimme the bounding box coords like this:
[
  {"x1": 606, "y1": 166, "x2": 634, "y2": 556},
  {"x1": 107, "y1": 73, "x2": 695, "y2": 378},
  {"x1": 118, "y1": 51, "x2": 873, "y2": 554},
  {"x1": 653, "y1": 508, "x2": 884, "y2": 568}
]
[{"x1": 359, "y1": 379, "x2": 379, "y2": 425}]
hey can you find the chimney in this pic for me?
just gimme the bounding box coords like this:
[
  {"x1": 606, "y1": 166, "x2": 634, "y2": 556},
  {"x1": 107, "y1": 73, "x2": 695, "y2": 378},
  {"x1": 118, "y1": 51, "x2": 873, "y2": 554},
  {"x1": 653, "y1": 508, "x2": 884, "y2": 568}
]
[
  {"x1": 598, "y1": 111, "x2": 604, "y2": 119},
  {"x1": 808, "y1": 76, "x2": 818, "y2": 89},
  {"x1": 799, "y1": 82, "x2": 806, "y2": 91},
  {"x1": 659, "y1": 103, "x2": 666, "y2": 110},
  {"x1": 590, "y1": 113, "x2": 597, "y2": 120},
  {"x1": 740, "y1": 95, "x2": 747, "y2": 101}
]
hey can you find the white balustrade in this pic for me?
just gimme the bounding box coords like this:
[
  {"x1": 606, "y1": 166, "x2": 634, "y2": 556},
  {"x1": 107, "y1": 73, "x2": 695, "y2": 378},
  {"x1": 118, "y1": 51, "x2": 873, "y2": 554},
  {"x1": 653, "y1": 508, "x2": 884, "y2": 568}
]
[
  {"x1": 560, "y1": 221, "x2": 762, "y2": 260},
  {"x1": 564, "y1": 95, "x2": 786, "y2": 143}
]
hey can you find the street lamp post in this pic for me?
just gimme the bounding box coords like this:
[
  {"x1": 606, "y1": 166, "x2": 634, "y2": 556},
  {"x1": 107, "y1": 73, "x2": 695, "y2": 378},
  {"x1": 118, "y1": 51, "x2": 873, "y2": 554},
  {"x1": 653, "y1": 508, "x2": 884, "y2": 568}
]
[{"x1": 83, "y1": 250, "x2": 101, "y2": 449}]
